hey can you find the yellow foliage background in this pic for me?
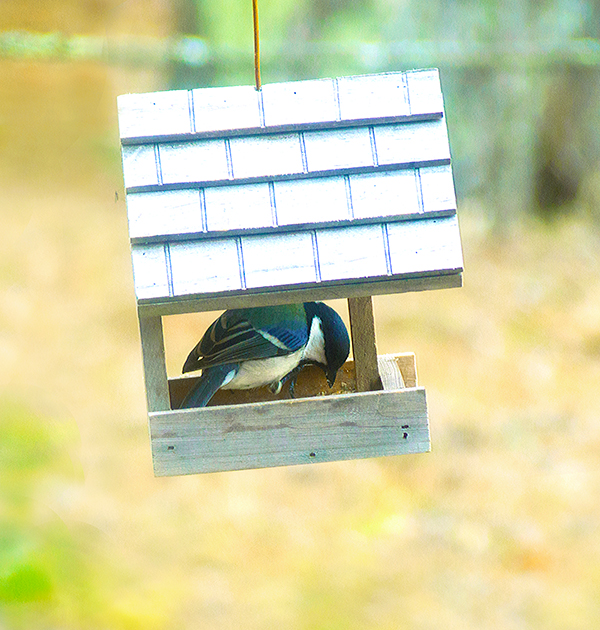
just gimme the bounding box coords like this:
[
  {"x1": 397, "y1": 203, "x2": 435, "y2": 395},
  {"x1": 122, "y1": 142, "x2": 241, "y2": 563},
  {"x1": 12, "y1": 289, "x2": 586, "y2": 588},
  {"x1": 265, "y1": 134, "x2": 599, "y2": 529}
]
[{"x1": 1, "y1": 1, "x2": 600, "y2": 628}]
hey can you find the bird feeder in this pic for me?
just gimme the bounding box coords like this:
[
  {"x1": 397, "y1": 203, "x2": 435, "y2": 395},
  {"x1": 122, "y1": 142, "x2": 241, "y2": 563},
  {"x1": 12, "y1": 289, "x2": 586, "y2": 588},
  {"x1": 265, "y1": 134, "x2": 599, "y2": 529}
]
[{"x1": 117, "y1": 68, "x2": 463, "y2": 476}]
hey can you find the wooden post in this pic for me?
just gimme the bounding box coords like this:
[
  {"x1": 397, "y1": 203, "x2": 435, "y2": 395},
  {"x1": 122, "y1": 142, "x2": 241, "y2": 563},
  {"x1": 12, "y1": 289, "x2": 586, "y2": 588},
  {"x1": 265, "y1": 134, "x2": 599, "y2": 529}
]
[
  {"x1": 138, "y1": 314, "x2": 171, "y2": 412},
  {"x1": 347, "y1": 296, "x2": 383, "y2": 392}
]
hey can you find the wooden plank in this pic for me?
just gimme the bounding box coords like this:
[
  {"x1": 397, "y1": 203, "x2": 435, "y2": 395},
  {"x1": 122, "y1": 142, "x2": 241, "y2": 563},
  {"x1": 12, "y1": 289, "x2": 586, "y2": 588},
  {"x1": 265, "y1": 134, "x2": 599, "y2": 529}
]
[
  {"x1": 204, "y1": 183, "x2": 273, "y2": 232},
  {"x1": 261, "y1": 78, "x2": 338, "y2": 126},
  {"x1": 390, "y1": 352, "x2": 417, "y2": 388},
  {"x1": 273, "y1": 177, "x2": 350, "y2": 226},
  {"x1": 130, "y1": 243, "x2": 170, "y2": 301},
  {"x1": 158, "y1": 139, "x2": 229, "y2": 185},
  {"x1": 419, "y1": 164, "x2": 457, "y2": 213},
  {"x1": 137, "y1": 272, "x2": 463, "y2": 317},
  {"x1": 348, "y1": 297, "x2": 383, "y2": 392},
  {"x1": 240, "y1": 231, "x2": 318, "y2": 289},
  {"x1": 123, "y1": 119, "x2": 451, "y2": 194},
  {"x1": 129, "y1": 216, "x2": 462, "y2": 303},
  {"x1": 303, "y1": 126, "x2": 374, "y2": 172},
  {"x1": 405, "y1": 69, "x2": 444, "y2": 117},
  {"x1": 150, "y1": 386, "x2": 429, "y2": 476},
  {"x1": 127, "y1": 189, "x2": 203, "y2": 240},
  {"x1": 378, "y1": 354, "x2": 406, "y2": 389},
  {"x1": 228, "y1": 133, "x2": 304, "y2": 179},
  {"x1": 119, "y1": 70, "x2": 443, "y2": 143},
  {"x1": 373, "y1": 118, "x2": 450, "y2": 167},
  {"x1": 349, "y1": 170, "x2": 421, "y2": 219},
  {"x1": 126, "y1": 176, "x2": 455, "y2": 245},
  {"x1": 191, "y1": 85, "x2": 261, "y2": 134},
  {"x1": 387, "y1": 215, "x2": 463, "y2": 276},
  {"x1": 121, "y1": 144, "x2": 159, "y2": 189},
  {"x1": 336, "y1": 73, "x2": 411, "y2": 120},
  {"x1": 315, "y1": 224, "x2": 388, "y2": 282},
  {"x1": 138, "y1": 314, "x2": 170, "y2": 412},
  {"x1": 168, "y1": 238, "x2": 242, "y2": 296},
  {"x1": 118, "y1": 90, "x2": 193, "y2": 140}
]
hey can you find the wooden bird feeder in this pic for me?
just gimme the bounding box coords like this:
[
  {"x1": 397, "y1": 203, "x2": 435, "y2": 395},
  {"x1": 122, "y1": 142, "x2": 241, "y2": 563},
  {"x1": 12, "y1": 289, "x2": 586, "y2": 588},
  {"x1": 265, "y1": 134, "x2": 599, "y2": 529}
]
[{"x1": 117, "y1": 68, "x2": 463, "y2": 476}]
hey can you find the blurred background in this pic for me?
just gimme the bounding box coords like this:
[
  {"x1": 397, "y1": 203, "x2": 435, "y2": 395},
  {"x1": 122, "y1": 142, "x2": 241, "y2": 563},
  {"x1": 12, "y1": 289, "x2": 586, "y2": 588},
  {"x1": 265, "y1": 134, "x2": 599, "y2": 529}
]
[{"x1": 1, "y1": 0, "x2": 600, "y2": 628}]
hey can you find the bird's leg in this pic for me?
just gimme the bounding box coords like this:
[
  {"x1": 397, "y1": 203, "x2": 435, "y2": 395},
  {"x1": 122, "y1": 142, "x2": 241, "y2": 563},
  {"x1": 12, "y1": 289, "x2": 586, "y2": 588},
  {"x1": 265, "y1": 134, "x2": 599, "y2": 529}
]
[
  {"x1": 277, "y1": 361, "x2": 311, "y2": 399},
  {"x1": 269, "y1": 362, "x2": 308, "y2": 395}
]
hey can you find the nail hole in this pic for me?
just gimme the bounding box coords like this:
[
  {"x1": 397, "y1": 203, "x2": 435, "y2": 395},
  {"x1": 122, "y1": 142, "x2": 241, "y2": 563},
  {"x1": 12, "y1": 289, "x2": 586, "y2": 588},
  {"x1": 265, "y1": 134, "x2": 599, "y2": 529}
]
[
  {"x1": 167, "y1": 445, "x2": 175, "y2": 451},
  {"x1": 309, "y1": 452, "x2": 316, "y2": 458},
  {"x1": 403, "y1": 432, "x2": 408, "y2": 439}
]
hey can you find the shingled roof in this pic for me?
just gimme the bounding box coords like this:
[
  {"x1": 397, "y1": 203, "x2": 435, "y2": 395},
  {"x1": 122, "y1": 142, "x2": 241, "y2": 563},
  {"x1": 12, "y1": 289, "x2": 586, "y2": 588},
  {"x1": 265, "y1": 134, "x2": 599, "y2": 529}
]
[{"x1": 118, "y1": 69, "x2": 463, "y2": 312}]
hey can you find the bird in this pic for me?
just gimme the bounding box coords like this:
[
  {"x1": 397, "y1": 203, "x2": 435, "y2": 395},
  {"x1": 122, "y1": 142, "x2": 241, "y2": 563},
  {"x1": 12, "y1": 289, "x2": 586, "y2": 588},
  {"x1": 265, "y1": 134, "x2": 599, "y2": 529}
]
[{"x1": 179, "y1": 302, "x2": 350, "y2": 408}]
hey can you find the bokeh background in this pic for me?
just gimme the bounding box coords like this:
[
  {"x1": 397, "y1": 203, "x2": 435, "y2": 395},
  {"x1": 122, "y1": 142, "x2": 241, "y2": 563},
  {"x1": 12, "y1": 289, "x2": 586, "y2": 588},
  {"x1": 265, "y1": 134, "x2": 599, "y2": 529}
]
[{"x1": 2, "y1": 1, "x2": 600, "y2": 628}]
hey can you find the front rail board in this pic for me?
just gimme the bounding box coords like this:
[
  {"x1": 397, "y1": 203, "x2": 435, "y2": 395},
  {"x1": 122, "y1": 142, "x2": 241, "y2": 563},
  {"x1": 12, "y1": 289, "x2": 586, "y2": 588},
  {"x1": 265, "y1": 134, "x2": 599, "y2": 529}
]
[{"x1": 151, "y1": 354, "x2": 428, "y2": 476}]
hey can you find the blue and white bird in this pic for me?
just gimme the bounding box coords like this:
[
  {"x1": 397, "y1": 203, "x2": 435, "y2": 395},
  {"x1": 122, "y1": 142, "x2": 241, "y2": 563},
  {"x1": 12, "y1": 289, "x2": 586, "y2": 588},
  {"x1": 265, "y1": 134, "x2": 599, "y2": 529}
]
[{"x1": 179, "y1": 302, "x2": 350, "y2": 408}]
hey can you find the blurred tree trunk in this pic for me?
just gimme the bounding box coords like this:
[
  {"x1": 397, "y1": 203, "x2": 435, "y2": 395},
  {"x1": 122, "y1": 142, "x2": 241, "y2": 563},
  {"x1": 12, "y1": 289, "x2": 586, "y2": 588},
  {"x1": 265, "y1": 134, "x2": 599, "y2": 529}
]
[{"x1": 534, "y1": 0, "x2": 600, "y2": 217}]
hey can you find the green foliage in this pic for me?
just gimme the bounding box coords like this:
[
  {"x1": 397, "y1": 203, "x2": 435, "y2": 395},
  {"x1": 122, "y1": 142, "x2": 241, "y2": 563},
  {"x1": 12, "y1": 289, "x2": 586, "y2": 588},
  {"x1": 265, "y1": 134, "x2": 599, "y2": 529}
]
[{"x1": 0, "y1": 401, "x2": 171, "y2": 629}]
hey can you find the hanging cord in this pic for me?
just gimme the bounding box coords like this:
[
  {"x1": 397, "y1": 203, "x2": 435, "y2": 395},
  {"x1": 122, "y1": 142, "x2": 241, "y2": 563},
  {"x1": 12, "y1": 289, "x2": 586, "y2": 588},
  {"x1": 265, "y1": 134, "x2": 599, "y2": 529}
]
[{"x1": 252, "y1": 0, "x2": 261, "y2": 90}]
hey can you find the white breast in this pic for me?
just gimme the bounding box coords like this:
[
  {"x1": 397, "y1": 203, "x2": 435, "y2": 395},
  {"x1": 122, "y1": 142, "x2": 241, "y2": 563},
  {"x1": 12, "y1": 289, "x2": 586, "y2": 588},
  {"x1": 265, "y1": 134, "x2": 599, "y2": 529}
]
[
  {"x1": 302, "y1": 316, "x2": 326, "y2": 365},
  {"x1": 221, "y1": 348, "x2": 305, "y2": 390}
]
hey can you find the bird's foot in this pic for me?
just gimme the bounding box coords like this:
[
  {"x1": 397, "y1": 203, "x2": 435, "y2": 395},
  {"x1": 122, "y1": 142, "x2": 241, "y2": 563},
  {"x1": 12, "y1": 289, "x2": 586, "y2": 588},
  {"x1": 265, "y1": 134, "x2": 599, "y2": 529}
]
[{"x1": 269, "y1": 380, "x2": 283, "y2": 395}]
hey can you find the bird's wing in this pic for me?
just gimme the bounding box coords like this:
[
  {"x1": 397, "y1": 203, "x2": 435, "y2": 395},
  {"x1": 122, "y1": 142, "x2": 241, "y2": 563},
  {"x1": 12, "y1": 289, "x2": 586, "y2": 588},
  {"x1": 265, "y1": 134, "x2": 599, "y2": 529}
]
[{"x1": 189, "y1": 306, "x2": 308, "y2": 370}]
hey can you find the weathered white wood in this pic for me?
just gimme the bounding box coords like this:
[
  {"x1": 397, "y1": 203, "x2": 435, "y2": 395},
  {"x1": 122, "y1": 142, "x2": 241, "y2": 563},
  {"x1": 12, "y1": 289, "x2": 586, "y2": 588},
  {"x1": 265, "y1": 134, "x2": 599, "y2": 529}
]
[
  {"x1": 129, "y1": 217, "x2": 462, "y2": 302},
  {"x1": 273, "y1": 177, "x2": 350, "y2": 226},
  {"x1": 124, "y1": 122, "x2": 450, "y2": 194},
  {"x1": 419, "y1": 164, "x2": 457, "y2": 213},
  {"x1": 137, "y1": 272, "x2": 463, "y2": 316},
  {"x1": 118, "y1": 71, "x2": 443, "y2": 143},
  {"x1": 149, "y1": 387, "x2": 429, "y2": 476},
  {"x1": 315, "y1": 224, "x2": 388, "y2": 281},
  {"x1": 158, "y1": 139, "x2": 229, "y2": 184},
  {"x1": 121, "y1": 145, "x2": 159, "y2": 189},
  {"x1": 125, "y1": 170, "x2": 456, "y2": 243},
  {"x1": 261, "y1": 78, "x2": 338, "y2": 126},
  {"x1": 138, "y1": 314, "x2": 170, "y2": 412},
  {"x1": 120, "y1": 69, "x2": 462, "y2": 314},
  {"x1": 337, "y1": 73, "x2": 411, "y2": 120},
  {"x1": 191, "y1": 85, "x2": 261, "y2": 133},
  {"x1": 374, "y1": 118, "x2": 451, "y2": 166},
  {"x1": 378, "y1": 354, "x2": 406, "y2": 390},
  {"x1": 118, "y1": 90, "x2": 192, "y2": 140},
  {"x1": 204, "y1": 183, "x2": 273, "y2": 231},
  {"x1": 385, "y1": 353, "x2": 416, "y2": 388},
  {"x1": 349, "y1": 170, "x2": 420, "y2": 218},
  {"x1": 406, "y1": 69, "x2": 445, "y2": 117},
  {"x1": 303, "y1": 126, "x2": 374, "y2": 171},
  {"x1": 168, "y1": 238, "x2": 242, "y2": 296},
  {"x1": 228, "y1": 133, "x2": 304, "y2": 179},
  {"x1": 240, "y1": 231, "x2": 318, "y2": 289},
  {"x1": 387, "y1": 215, "x2": 463, "y2": 276},
  {"x1": 125, "y1": 165, "x2": 457, "y2": 243},
  {"x1": 127, "y1": 189, "x2": 203, "y2": 240},
  {"x1": 130, "y1": 244, "x2": 170, "y2": 300}
]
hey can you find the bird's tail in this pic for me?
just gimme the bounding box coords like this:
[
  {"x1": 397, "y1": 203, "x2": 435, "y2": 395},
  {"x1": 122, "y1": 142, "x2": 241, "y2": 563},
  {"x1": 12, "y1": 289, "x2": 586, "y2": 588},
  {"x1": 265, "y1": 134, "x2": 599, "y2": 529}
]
[{"x1": 180, "y1": 364, "x2": 236, "y2": 409}]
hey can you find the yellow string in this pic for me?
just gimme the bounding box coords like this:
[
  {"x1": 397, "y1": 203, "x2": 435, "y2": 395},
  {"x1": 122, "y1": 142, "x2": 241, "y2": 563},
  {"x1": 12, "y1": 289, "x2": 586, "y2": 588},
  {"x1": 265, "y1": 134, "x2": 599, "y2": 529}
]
[{"x1": 252, "y1": 0, "x2": 261, "y2": 90}]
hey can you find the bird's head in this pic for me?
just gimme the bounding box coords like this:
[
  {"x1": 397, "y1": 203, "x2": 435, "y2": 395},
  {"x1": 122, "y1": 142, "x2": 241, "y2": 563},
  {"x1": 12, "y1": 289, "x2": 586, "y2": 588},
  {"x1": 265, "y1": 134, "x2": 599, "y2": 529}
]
[{"x1": 304, "y1": 302, "x2": 350, "y2": 388}]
